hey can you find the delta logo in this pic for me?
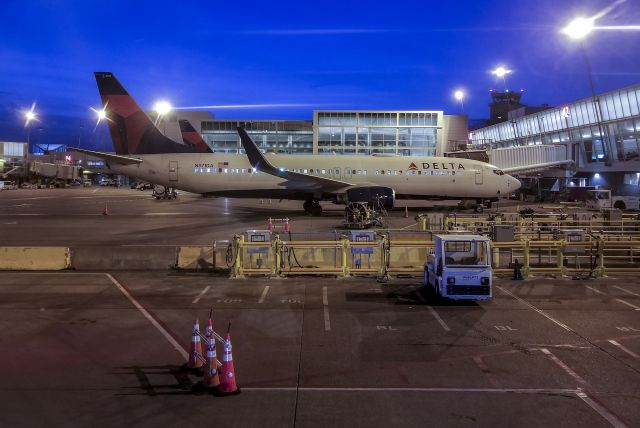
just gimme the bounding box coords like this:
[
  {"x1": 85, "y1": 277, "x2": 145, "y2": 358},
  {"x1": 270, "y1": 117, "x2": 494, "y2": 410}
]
[{"x1": 408, "y1": 162, "x2": 418, "y2": 170}]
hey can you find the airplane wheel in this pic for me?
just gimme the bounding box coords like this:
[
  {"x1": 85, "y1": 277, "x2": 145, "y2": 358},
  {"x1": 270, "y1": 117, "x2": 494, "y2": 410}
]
[
  {"x1": 310, "y1": 203, "x2": 323, "y2": 216},
  {"x1": 304, "y1": 200, "x2": 322, "y2": 216},
  {"x1": 303, "y1": 200, "x2": 313, "y2": 214},
  {"x1": 474, "y1": 204, "x2": 484, "y2": 213}
]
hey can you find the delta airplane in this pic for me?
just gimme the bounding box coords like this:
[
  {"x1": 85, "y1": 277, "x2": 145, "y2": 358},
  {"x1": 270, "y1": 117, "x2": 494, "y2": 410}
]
[{"x1": 73, "y1": 72, "x2": 520, "y2": 215}]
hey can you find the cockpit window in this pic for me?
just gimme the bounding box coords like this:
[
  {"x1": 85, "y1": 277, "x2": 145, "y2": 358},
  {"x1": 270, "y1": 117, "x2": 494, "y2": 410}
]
[{"x1": 493, "y1": 169, "x2": 505, "y2": 175}]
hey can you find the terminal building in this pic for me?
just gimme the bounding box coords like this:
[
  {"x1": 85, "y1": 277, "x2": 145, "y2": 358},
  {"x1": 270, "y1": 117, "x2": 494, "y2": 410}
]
[
  {"x1": 0, "y1": 141, "x2": 28, "y2": 181},
  {"x1": 471, "y1": 84, "x2": 640, "y2": 196},
  {"x1": 198, "y1": 110, "x2": 467, "y2": 157}
]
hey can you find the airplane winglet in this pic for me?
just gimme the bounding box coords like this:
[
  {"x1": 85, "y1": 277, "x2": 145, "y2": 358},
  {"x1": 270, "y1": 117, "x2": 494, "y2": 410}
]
[
  {"x1": 237, "y1": 127, "x2": 279, "y2": 175},
  {"x1": 236, "y1": 127, "x2": 354, "y2": 191}
]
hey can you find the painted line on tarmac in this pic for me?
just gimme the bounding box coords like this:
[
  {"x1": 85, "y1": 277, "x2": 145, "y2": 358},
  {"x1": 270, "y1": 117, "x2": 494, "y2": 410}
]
[
  {"x1": 497, "y1": 286, "x2": 573, "y2": 332},
  {"x1": 586, "y1": 286, "x2": 640, "y2": 311},
  {"x1": 144, "y1": 213, "x2": 191, "y2": 216},
  {"x1": 241, "y1": 387, "x2": 581, "y2": 394},
  {"x1": 615, "y1": 299, "x2": 640, "y2": 311},
  {"x1": 192, "y1": 285, "x2": 211, "y2": 304},
  {"x1": 472, "y1": 356, "x2": 500, "y2": 388},
  {"x1": 539, "y1": 348, "x2": 587, "y2": 386},
  {"x1": 539, "y1": 348, "x2": 627, "y2": 427},
  {"x1": 614, "y1": 286, "x2": 640, "y2": 298},
  {"x1": 322, "y1": 286, "x2": 331, "y2": 331},
  {"x1": 105, "y1": 273, "x2": 188, "y2": 361},
  {"x1": 415, "y1": 291, "x2": 451, "y2": 332},
  {"x1": 400, "y1": 222, "x2": 417, "y2": 230},
  {"x1": 608, "y1": 340, "x2": 640, "y2": 360},
  {"x1": 576, "y1": 392, "x2": 628, "y2": 428},
  {"x1": 585, "y1": 285, "x2": 606, "y2": 296},
  {"x1": 426, "y1": 305, "x2": 450, "y2": 332},
  {"x1": 92, "y1": 188, "x2": 99, "y2": 194},
  {"x1": 258, "y1": 285, "x2": 270, "y2": 304}
]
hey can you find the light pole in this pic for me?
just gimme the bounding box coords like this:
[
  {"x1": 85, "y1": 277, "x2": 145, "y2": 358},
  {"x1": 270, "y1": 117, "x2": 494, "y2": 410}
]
[
  {"x1": 454, "y1": 90, "x2": 465, "y2": 113},
  {"x1": 153, "y1": 100, "x2": 172, "y2": 135},
  {"x1": 23, "y1": 105, "x2": 37, "y2": 150},
  {"x1": 561, "y1": 16, "x2": 612, "y2": 166}
]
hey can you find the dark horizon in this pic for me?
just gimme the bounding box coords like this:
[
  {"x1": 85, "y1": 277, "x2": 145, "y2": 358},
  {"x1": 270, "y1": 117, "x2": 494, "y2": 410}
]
[{"x1": 1, "y1": 0, "x2": 639, "y2": 149}]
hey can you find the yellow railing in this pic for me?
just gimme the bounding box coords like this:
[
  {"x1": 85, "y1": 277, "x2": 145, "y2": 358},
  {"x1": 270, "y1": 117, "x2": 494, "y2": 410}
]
[{"x1": 227, "y1": 234, "x2": 640, "y2": 279}]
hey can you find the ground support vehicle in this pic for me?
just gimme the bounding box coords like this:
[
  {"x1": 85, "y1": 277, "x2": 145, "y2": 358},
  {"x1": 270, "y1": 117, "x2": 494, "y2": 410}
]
[{"x1": 424, "y1": 234, "x2": 492, "y2": 300}]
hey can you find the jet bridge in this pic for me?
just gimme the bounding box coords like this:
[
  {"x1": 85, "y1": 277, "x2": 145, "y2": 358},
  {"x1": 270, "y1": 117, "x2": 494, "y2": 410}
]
[{"x1": 447, "y1": 144, "x2": 573, "y2": 176}]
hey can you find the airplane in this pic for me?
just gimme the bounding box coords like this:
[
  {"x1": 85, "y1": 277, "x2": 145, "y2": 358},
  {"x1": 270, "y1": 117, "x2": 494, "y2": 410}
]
[
  {"x1": 73, "y1": 72, "x2": 521, "y2": 216},
  {"x1": 179, "y1": 119, "x2": 213, "y2": 153}
]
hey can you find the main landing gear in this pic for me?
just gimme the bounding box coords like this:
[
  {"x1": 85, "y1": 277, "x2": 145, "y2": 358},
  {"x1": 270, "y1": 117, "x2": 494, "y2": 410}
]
[{"x1": 303, "y1": 200, "x2": 323, "y2": 216}]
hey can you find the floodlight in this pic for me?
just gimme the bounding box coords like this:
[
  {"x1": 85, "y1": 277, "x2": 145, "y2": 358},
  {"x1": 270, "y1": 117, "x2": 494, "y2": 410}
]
[
  {"x1": 153, "y1": 100, "x2": 172, "y2": 116},
  {"x1": 562, "y1": 17, "x2": 595, "y2": 40}
]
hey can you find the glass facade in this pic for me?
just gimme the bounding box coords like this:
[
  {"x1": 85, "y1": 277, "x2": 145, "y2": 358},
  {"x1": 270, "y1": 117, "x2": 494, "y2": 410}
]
[
  {"x1": 201, "y1": 120, "x2": 313, "y2": 154},
  {"x1": 199, "y1": 111, "x2": 443, "y2": 156},
  {"x1": 0, "y1": 142, "x2": 28, "y2": 178},
  {"x1": 471, "y1": 84, "x2": 640, "y2": 165},
  {"x1": 315, "y1": 111, "x2": 440, "y2": 156}
]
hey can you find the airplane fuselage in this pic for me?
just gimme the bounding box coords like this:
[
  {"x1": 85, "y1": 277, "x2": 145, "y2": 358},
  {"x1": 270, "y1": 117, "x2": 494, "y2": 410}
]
[{"x1": 109, "y1": 153, "x2": 520, "y2": 201}]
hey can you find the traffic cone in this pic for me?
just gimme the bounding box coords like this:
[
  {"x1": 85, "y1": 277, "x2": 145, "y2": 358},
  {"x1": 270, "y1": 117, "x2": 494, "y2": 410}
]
[
  {"x1": 202, "y1": 316, "x2": 220, "y2": 388},
  {"x1": 185, "y1": 319, "x2": 203, "y2": 370},
  {"x1": 216, "y1": 323, "x2": 240, "y2": 395},
  {"x1": 267, "y1": 219, "x2": 273, "y2": 232},
  {"x1": 284, "y1": 218, "x2": 290, "y2": 233},
  {"x1": 404, "y1": 206, "x2": 409, "y2": 218},
  {"x1": 102, "y1": 202, "x2": 109, "y2": 215}
]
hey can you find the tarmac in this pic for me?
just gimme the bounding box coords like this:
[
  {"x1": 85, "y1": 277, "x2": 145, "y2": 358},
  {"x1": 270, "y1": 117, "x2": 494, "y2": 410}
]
[
  {"x1": 0, "y1": 272, "x2": 639, "y2": 427},
  {"x1": 0, "y1": 187, "x2": 431, "y2": 246},
  {"x1": 1, "y1": 187, "x2": 639, "y2": 426}
]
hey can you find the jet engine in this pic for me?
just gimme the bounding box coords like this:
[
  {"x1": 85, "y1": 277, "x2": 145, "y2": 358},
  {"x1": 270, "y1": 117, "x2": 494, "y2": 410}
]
[{"x1": 346, "y1": 186, "x2": 395, "y2": 210}]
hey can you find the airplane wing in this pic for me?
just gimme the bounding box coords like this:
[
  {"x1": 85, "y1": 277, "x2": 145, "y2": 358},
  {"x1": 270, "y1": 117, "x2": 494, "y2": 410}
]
[
  {"x1": 237, "y1": 127, "x2": 354, "y2": 191},
  {"x1": 69, "y1": 147, "x2": 144, "y2": 165}
]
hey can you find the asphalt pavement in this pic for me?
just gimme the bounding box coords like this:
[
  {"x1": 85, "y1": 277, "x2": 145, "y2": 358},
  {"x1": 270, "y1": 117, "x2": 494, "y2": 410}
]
[{"x1": 0, "y1": 272, "x2": 638, "y2": 427}]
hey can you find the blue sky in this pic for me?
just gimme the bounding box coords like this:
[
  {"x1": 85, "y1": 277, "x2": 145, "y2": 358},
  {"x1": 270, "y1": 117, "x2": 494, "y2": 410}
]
[{"x1": 0, "y1": 0, "x2": 639, "y2": 149}]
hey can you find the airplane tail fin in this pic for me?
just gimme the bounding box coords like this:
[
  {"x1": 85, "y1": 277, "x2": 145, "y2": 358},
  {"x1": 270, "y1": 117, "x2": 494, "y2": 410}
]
[
  {"x1": 94, "y1": 72, "x2": 193, "y2": 155},
  {"x1": 179, "y1": 119, "x2": 212, "y2": 153}
]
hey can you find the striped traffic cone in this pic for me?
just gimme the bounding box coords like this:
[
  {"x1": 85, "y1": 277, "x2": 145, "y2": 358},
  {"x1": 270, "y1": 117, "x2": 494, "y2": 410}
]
[
  {"x1": 216, "y1": 323, "x2": 240, "y2": 395},
  {"x1": 102, "y1": 203, "x2": 109, "y2": 215},
  {"x1": 202, "y1": 317, "x2": 220, "y2": 388},
  {"x1": 185, "y1": 319, "x2": 203, "y2": 371}
]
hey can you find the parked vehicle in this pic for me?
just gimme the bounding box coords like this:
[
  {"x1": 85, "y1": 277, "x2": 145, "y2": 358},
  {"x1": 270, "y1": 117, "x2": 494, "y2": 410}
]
[
  {"x1": 424, "y1": 234, "x2": 492, "y2": 300},
  {"x1": 586, "y1": 189, "x2": 640, "y2": 211},
  {"x1": 137, "y1": 182, "x2": 153, "y2": 190},
  {"x1": 0, "y1": 181, "x2": 17, "y2": 190}
]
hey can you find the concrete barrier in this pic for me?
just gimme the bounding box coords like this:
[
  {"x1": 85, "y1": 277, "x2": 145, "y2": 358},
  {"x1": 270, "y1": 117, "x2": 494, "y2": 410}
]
[
  {"x1": 176, "y1": 246, "x2": 219, "y2": 270},
  {"x1": 0, "y1": 247, "x2": 71, "y2": 270},
  {"x1": 70, "y1": 246, "x2": 178, "y2": 270}
]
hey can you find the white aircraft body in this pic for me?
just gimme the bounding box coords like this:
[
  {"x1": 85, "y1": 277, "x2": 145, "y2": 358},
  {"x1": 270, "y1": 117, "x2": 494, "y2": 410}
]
[{"x1": 73, "y1": 72, "x2": 521, "y2": 215}]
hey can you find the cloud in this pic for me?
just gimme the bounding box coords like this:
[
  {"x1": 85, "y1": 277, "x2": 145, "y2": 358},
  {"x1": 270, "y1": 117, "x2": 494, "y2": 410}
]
[
  {"x1": 175, "y1": 103, "x2": 323, "y2": 110},
  {"x1": 228, "y1": 26, "x2": 545, "y2": 36}
]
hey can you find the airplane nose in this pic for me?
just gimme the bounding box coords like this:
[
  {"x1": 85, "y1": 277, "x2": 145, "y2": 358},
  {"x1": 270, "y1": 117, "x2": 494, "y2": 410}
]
[{"x1": 511, "y1": 176, "x2": 521, "y2": 191}]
